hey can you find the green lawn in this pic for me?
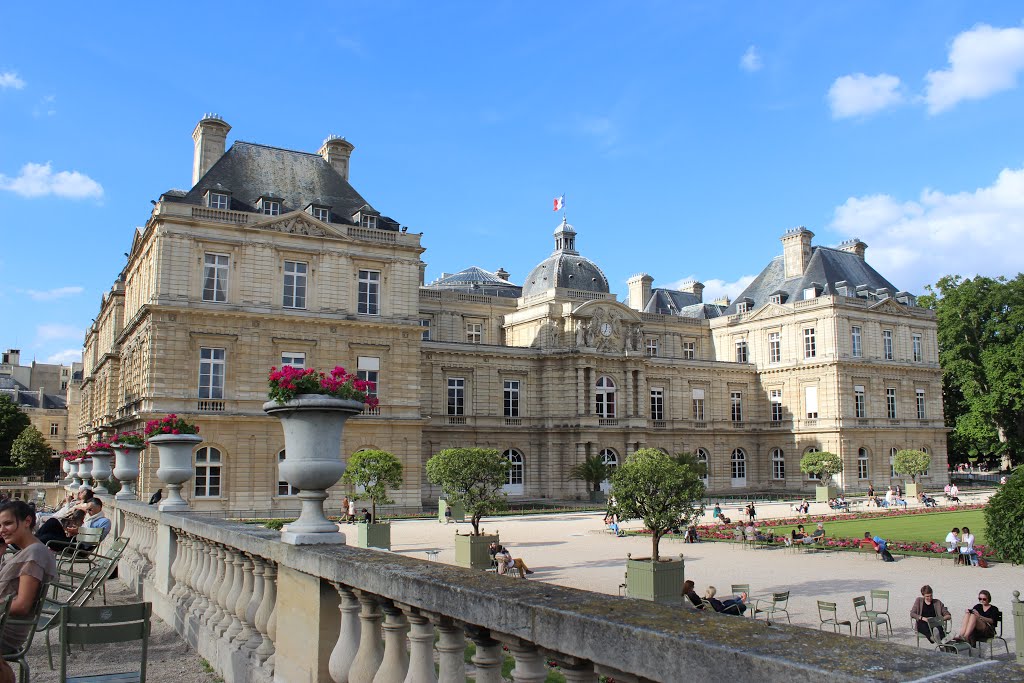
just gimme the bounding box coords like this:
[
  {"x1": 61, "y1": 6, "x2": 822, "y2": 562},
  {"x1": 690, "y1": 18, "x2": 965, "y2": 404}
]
[{"x1": 771, "y1": 509, "x2": 987, "y2": 545}]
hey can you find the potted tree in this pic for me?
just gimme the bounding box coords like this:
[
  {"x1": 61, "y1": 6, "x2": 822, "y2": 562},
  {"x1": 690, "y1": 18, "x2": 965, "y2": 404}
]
[
  {"x1": 609, "y1": 448, "x2": 705, "y2": 604},
  {"x1": 893, "y1": 449, "x2": 931, "y2": 498},
  {"x1": 426, "y1": 447, "x2": 509, "y2": 569},
  {"x1": 341, "y1": 449, "x2": 403, "y2": 550},
  {"x1": 799, "y1": 451, "x2": 843, "y2": 502},
  {"x1": 569, "y1": 454, "x2": 609, "y2": 503}
]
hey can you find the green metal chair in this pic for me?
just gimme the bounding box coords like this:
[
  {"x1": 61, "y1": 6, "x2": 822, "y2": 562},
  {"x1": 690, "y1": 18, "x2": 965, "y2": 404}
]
[
  {"x1": 39, "y1": 565, "x2": 106, "y2": 670},
  {"x1": 730, "y1": 584, "x2": 750, "y2": 598},
  {"x1": 912, "y1": 614, "x2": 951, "y2": 647},
  {"x1": 62, "y1": 537, "x2": 128, "y2": 605},
  {"x1": 58, "y1": 601, "x2": 152, "y2": 683},
  {"x1": 817, "y1": 600, "x2": 852, "y2": 634},
  {"x1": 975, "y1": 612, "x2": 1009, "y2": 658},
  {"x1": 3, "y1": 579, "x2": 53, "y2": 683},
  {"x1": 852, "y1": 596, "x2": 888, "y2": 639},
  {"x1": 869, "y1": 589, "x2": 892, "y2": 635},
  {"x1": 751, "y1": 591, "x2": 790, "y2": 625}
]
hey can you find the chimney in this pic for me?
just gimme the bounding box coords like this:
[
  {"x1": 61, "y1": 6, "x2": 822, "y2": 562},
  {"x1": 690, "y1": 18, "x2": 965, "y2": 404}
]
[
  {"x1": 2, "y1": 349, "x2": 20, "y2": 366},
  {"x1": 192, "y1": 114, "x2": 231, "y2": 187},
  {"x1": 837, "y1": 237, "x2": 867, "y2": 260},
  {"x1": 781, "y1": 227, "x2": 814, "y2": 279},
  {"x1": 319, "y1": 135, "x2": 355, "y2": 182},
  {"x1": 626, "y1": 273, "x2": 654, "y2": 311},
  {"x1": 495, "y1": 267, "x2": 510, "y2": 281},
  {"x1": 677, "y1": 279, "x2": 705, "y2": 303}
]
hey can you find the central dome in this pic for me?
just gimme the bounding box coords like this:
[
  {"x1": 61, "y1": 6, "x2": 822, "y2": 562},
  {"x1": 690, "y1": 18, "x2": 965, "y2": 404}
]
[{"x1": 521, "y1": 219, "x2": 609, "y2": 298}]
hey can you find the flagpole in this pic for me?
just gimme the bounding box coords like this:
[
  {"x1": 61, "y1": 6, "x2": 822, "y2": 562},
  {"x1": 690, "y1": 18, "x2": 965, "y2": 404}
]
[{"x1": 562, "y1": 193, "x2": 566, "y2": 222}]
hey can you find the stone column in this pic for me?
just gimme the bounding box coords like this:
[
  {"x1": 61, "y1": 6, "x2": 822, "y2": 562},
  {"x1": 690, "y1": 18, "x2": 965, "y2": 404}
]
[
  {"x1": 401, "y1": 606, "x2": 436, "y2": 683},
  {"x1": 433, "y1": 616, "x2": 465, "y2": 683},
  {"x1": 467, "y1": 627, "x2": 503, "y2": 683},
  {"x1": 272, "y1": 565, "x2": 338, "y2": 682},
  {"x1": 1013, "y1": 590, "x2": 1023, "y2": 665},
  {"x1": 329, "y1": 583, "x2": 361, "y2": 683},
  {"x1": 503, "y1": 639, "x2": 547, "y2": 683},
  {"x1": 372, "y1": 600, "x2": 409, "y2": 683},
  {"x1": 348, "y1": 590, "x2": 384, "y2": 683}
]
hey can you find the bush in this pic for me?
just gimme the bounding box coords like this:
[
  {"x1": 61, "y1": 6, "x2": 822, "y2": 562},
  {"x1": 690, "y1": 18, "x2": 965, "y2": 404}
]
[{"x1": 984, "y1": 468, "x2": 1024, "y2": 564}]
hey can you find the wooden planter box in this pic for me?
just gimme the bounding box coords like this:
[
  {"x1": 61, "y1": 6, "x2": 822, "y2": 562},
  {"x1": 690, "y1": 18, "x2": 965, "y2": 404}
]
[
  {"x1": 905, "y1": 483, "x2": 919, "y2": 498},
  {"x1": 455, "y1": 533, "x2": 498, "y2": 570},
  {"x1": 625, "y1": 554, "x2": 685, "y2": 605},
  {"x1": 815, "y1": 485, "x2": 838, "y2": 502},
  {"x1": 356, "y1": 522, "x2": 391, "y2": 550}
]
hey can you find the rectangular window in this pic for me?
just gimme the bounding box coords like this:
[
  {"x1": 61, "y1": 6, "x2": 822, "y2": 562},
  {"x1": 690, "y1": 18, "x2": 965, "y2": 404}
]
[
  {"x1": 447, "y1": 377, "x2": 464, "y2": 416},
  {"x1": 503, "y1": 380, "x2": 520, "y2": 418},
  {"x1": 420, "y1": 318, "x2": 431, "y2": 341},
  {"x1": 768, "y1": 332, "x2": 781, "y2": 364},
  {"x1": 730, "y1": 391, "x2": 743, "y2": 422},
  {"x1": 261, "y1": 200, "x2": 281, "y2": 216},
  {"x1": 769, "y1": 389, "x2": 783, "y2": 422},
  {"x1": 283, "y1": 260, "x2": 308, "y2": 309},
  {"x1": 803, "y1": 287, "x2": 817, "y2": 300},
  {"x1": 208, "y1": 192, "x2": 229, "y2": 210},
  {"x1": 883, "y1": 329, "x2": 894, "y2": 360},
  {"x1": 50, "y1": 423, "x2": 59, "y2": 436},
  {"x1": 650, "y1": 387, "x2": 664, "y2": 421},
  {"x1": 199, "y1": 347, "x2": 225, "y2": 399},
  {"x1": 886, "y1": 387, "x2": 897, "y2": 419},
  {"x1": 858, "y1": 451, "x2": 869, "y2": 480},
  {"x1": 912, "y1": 334, "x2": 922, "y2": 362},
  {"x1": 691, "y1": 388, "x2": 705, "y2": 421},
  {"x1": 916, "y1": 389, "x2": 926, "y2": 419},
  {"x1": 466, "y1": 322, "x2": 482, "y2": 344},
  {"x1": 682, "y1": 341, "x2": 695, "y2": 360},
  {"x1": 736, "y1": 302, "x2": 749, "y2": 314},
  {"x1": 804, "y1": 385, "x2": 818, "y2": 419},
  {"x1": 645, "y1": 338, "x2": 659, "y2": 357},
  {"x1": 851, "y1": 326, "x2": 862, "y2": 358},
  {"x1": 194, "y1": 448, "x2": 221, "y2": 497},
  {"x1": 735, "y1": 340, "x2": 748, "y2": 363},
  {"x1": 311, "y1": 207, "x2": 329, "y2": 222},
  {"x1": 357, "y1": 356, "x2": 379, "y2": 399},
  {"x1": 357, "y1": 269, "x2": 380, "y2": 315},
  {"x1": 360, "y1": 215, "x2": 377, "y2": 229},
  {"x1": 202, "y1": 253, "x2": 229, "y2": 303},
  {"x1": 769, "y1": 294, "x2": 782, "y2": 305},
  {"x1": 772, "y1": 450, "x2": 785, "y2": 480},
  {"x1": 280, "y1": 351, "x2": 305, "y2": 369},
  {"x1": 803, "y1": 327, "x2": 816, "y2": 359},
  {"x1": 278, "y1": 450, "x2": 298, "y2": 496},
  {"x1": 854, "y1": 385, "x2": 866, "y2": 418}
]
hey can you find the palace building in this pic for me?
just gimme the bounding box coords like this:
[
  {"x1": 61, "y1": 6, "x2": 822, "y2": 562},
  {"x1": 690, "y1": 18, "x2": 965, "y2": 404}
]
[{"x1": 75, "y1": 117, "x2": 947, "y2": 512}]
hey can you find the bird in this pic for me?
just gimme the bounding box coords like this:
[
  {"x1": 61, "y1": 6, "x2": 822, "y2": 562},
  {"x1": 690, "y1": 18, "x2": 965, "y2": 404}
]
[{"x1": 148, "y1": 489, "x2": 163, "y2": 505}]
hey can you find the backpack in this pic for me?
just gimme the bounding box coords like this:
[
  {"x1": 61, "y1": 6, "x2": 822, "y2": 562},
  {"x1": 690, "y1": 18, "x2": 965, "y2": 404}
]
[
  {"x1": 880, "y1": 548, "x2": 895, "y2": 562},
  {"x1": 978, "y1": 558, "x2": 989, "y2": 568}
]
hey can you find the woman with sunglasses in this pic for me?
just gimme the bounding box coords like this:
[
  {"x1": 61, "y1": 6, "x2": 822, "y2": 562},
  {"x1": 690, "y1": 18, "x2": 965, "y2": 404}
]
[{"x1": 949, "y1": 589, "x2": 999, "y2": 646}]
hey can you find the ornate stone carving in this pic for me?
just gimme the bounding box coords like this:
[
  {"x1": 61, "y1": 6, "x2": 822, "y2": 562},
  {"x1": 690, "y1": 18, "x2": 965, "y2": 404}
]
[{"x1": 257, "y1": 216, "x2": 328, "y2": 237}]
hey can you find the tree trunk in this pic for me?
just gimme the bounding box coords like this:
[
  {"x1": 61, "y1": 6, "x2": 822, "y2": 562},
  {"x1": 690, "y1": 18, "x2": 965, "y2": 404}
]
[
  {"x1": 652, "y1": 532, "x2": 661, "y2": 561},
  {"x1": 371, "y1": 499, "x2": 376, "y2": 524},
  {"x1": 471, "y1": 515, "x2": 481, "y2": 536}
]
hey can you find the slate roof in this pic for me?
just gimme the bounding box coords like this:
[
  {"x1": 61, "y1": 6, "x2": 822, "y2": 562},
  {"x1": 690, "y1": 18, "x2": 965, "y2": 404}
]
[
  {"x1": 724, "y1": 246, "x2": 904, "y2": 315},
  {"x1": 0, "y1": 377, "x2": 66, "y2": 409},
  {"x1": 163, "y1": 141, "x2": 400, "y2": 230},
  {"x1": 522, "y1": 220, "x2": 609, "y2": 298},
  {"x1": 425, "y1": 267, "x2": 522, "y2": 299}
]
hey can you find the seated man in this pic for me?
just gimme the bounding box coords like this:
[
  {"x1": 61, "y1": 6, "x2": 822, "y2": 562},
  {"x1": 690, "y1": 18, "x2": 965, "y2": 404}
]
[
  {"x1": 78, "y1": 498, "x2": 112, "y2": 547},
  {"x1": 893, "y1": 495, "x2": 908, "y2": 509},
  {"x1": 802, "y1": 522, "x2": 826, "y2": 544},
  {"x1": 36, "y1": 510, "x2": 85, "y2": 549},
  {"x1": 704, "y1": 585, "x2": 747, "y2": 615},
  {"x1": 835, "y1": 495, "x2": 850, "y2": 512},
  {"x1": 863, "y1": 532, "x2": 895, "y2": 561}
]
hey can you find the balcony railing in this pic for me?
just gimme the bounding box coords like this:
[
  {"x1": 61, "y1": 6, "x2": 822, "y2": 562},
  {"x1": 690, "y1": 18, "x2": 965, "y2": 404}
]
[
  {"x1": 504, "y1": 417, "x2": 522, "y2": 426},
  {"x1": 651, "y1": 420, "x2": 666, "y2": 429},
  {"x1": 598, "y1": 418, "x2": 618, "y2": 426},
  {"x1": 197, "y1": 400, "x2": 226, "y2": 412},
  {"x1": 447, "y1": 416, "x2": 466, "y2": 425}
]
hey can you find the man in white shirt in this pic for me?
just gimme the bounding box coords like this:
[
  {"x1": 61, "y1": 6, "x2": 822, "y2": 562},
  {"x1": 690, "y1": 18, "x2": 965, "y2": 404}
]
[{"x1": 944, "y1": 527, "x2": 960, "y2": 553}]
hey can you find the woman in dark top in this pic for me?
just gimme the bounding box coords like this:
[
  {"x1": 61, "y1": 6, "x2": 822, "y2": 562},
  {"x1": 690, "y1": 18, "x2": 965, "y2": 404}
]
[
  {"x1": 910, "y1": 584, "x2": 950, "y2": 643},
  {"x1": 950, "y1": 589, "x2": 999, "y2": 646},
  {"x1": 682, "y1": 580, "x2": 703, "y2": 609}
]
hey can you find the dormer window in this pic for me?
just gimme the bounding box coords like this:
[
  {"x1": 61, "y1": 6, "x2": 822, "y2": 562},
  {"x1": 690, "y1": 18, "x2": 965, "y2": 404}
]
[
  {"x1": 736, "y1": 302, "x2": 749, "y2": 314},
  {"x1": 206, "y1": 191, "x2": 229, "y2": 210},
  {"x1": 257, "y1": 197, "x2": 281, "y2": 216},
  {"x1": 307, "y1": 205, "x2": 330, "y2": 222},
  {"x1": 803, "y1": 284, "x2": 820, "y2": 300},
  {"x1": 769, "y1": 294, "x2": 782, "y2": 305},
  {"x1": 360, "y1": 214, "x2": 377, "y2": 229}
]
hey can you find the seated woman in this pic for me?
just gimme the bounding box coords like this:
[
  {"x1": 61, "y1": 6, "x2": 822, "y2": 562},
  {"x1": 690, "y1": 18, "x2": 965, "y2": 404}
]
[
  {"x1": 681, "y1": 579, "x2": 703, "y2": 609},
  {"x1": 911, "y1": 584, "x2": 951, "y2": 643},
  {"x1": 949, "y1": 590, "x2": 999, "y2": 647},
  {"x1": 743, "y1": 523, "x2": 756, "y2": 542},
  {"x1": 0, "y1": 500, "x2": 59, "y2": 656},
  {"x1": 685, "y1": 525, "x2": 699, "y2": 543},
  {"x1": 704, "y1": 586, "x2": 747, "y2": 615}
]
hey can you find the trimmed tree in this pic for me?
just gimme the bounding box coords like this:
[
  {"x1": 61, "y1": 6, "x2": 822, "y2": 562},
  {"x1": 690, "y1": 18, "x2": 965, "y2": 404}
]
[
  {"x1": 341, "y1": 449, "x2": 403, "y2": 523},
  {"x1": 426, "y1": 447, "x2": 509, "y2": 535},
  {"x1": 892, "y1": 449, "x2": 931, "y2": 483},
  {"x1": 799, "y1": 451, "x2": 843, "y2": 486},
  {"x1": 609, "y1": 448, "x2": 706, "y2": 561},
  {"x1": 568, "y1": 454, "x2": 608, "y2": 494},
  {"x1": 984, "y1": 467, "x2": 1024, "y2": 564},
  {"x1": 10, "y1": 425, "x2": 51, "y2": 475},
  {"x1": 0, "y1": 395, "x2": 30, "y2": 466}
]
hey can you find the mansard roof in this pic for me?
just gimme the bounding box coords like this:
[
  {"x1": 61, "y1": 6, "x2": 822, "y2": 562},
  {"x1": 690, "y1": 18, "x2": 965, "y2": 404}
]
[
  {"x1": 725, "y1": 246, "x2": 902, "y2": 315},
  {"x1": 425, "y1": 266, "x2": 522, "y2": 298},
  {"x1": 0, "y1": 376, "x2": 66, "y2": 409},
  {"x1": 164, "y1": 142, "x2": 400, "y2": 230}
]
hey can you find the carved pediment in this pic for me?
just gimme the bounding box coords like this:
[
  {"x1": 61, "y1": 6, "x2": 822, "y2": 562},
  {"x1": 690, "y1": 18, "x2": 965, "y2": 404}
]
[
  {"x1": 253, "y1": 212, "x2": 346, "y2": 238},
  {"x1": 867, "y1": 298, "x2": 910, "y2": 316},
  {"x1": 747, "y1": 302, "x2": 789, "y2": 321},
  {"x1": 570, "y1": 302, "x2": 644, "y2": 353}
]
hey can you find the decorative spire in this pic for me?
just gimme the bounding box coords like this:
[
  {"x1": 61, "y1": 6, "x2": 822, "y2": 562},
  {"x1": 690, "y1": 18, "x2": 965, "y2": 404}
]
[{"x1": 553, "y1": 217, "x2": 578, "y2": 254}]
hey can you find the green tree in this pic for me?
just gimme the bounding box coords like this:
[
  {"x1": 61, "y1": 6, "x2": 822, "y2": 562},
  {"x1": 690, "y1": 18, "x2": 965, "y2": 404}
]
[
  {"x1": 892, "y1": 449, "x2": 932, "y2": 483},
  {"x1": 0, "y1": 395, "x2": 30, "y2": 466},
  {"x1": 919, "y1": 274, "x2": 1024, "y2": 467},
  {"x1": 426, "y1": 448, "x2": 509, "y2": 535},
  {"x1": 568, "y1": 454, "x2": 608, "y2": 493},
  {"x1": 341, "y1": 449, "x2": 403, "y2": 523},
  {"x1": 983, "y1": 468, "x2": 1024, "y2": 564},
  {"x1": 799, "y1": 451, "x2": 843, "y2": 486},
  {"x1": 608, "y1": 448, "x2": 706, "y2": 561},
  {"x1": 9, "y1": 425, "x2": 52, "y2": 474}
]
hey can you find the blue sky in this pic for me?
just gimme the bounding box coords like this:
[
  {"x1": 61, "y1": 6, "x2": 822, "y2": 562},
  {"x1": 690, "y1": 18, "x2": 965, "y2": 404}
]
[{"x1": 2, "y1": 2, "x2": 1024, "y2": 364}]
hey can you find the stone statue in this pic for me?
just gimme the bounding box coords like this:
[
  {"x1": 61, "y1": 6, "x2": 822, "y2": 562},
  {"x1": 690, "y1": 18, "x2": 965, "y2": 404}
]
[{"x1": 575, "y1": 320, "x2": 587, "y2": 347}]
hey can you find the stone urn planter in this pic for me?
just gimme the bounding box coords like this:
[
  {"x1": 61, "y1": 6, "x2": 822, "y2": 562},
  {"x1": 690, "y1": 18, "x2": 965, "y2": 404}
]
[
  {"x1": 625, "y1": 554, "x2": 685, "y2": 605},
  {"x1": 60, "y1": 458, "x2": 71, "y2": 486},
  {"x1": 78, "y1": 459, "x2": 93, "y2": 489},
  {"x1": 438, "y1": 499, "x2": 465, "y2": 524},
  {"x1": 89, "y1": 451, "x2": 114, "y2": 494},
  {"x1": 263, "y1": 395, "x2": 364, "y2": 545},
  {"x1": 149, "y1": 433, "x2": 204, "y2": 511},
  {"x1": 815, "y1": 484, "x2": 838, "y2": 502},
  {"x1": 454, "y1": 533, "x2": 499, "y2": 570},
  {"x1": 111, "y1": 444, "x2": 144, "y2": 501},
  {"x1": 67, "y1": 461, "x2": 81, "y2": 492},
  {"x1": 356, "y1": 522, "x2": 391, "y2": 550}
]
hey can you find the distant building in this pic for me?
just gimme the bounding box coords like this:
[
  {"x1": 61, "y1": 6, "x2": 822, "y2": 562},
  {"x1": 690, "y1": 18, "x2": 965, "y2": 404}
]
[
  {"x1": 0, "y1": 349, "x2": 81, "y2": 463},
  {"x1": 75, "y1": 117, "x2": 947, "y2": 512}
]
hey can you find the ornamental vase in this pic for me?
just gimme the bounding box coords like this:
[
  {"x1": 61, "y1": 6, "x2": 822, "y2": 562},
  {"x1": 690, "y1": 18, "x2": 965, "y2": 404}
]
[
  {"x1": 263, "y1": 395, "x2": 364, "y2": 545},
  {"x1": 89, "y1": 451, "x2": 114, "y2": 494},
  {"x1": 60, "y1": 458, "x2": 71, "y2": 486},
  {"x1": 111, "y1": 444, "x2": 144, "y2": 501},
  {"x1": 78, "y1": 459, "x2": 93, "y2": 489},
  {"x1": 149, "y1": 433, "x2": 204, "y2": 511},
  {"x1": 67, "y1": 461, "x2": 81, "y2": 492}
]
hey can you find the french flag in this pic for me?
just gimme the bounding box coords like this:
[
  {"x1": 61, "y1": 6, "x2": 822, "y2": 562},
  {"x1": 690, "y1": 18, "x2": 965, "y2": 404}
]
[{"x1": 553, "y1": 195, "x2": 564, "y2": 212}]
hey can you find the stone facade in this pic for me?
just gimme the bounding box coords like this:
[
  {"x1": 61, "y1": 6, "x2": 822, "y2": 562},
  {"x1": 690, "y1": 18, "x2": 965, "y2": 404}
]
[
  {"x1": 0, "y1": 349, "x2": 79, "y2": 467},
  {"x1": 75, "y1": 118, "x2": 947, "y2": 513}
]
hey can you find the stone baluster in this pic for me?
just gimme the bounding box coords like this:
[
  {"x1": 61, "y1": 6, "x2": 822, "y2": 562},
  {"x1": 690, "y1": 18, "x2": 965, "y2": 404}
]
[
  {"x1": 348, "y1": 590, "x2": 384, "y2": 683},
  {"x1": 434, "y1": 616, "x2": 466, "y2": 683},
  {"x1": 400, "y1": 606, "x2": 436, "y2": 683},
  {"x1": 502, "y1": 639, "x2": 547, "y2": 683},
  {"x1": 203, "y1": 545, "x2": 226, "y2": 626},
  {"x1": 168, "y1": 530, "x2": 185, "y2": 603},
  {"x1": 233, "y1": 554, "x2": 256, "y2": 646},
  {"x1": 243, "y1": 554, "x2": 266, "y2": 654},
  {"x1": 262, "y1": 561, "x2": 279, "y2": 671},
  {"x1": 191, "y1": 538, "x2": 213, "y2": 619},
  {"x1": 329, "y1": 583, "x2": 361, "y2": 683},
  {"x1": 217, "y1": 548, "x2": 242, "y2": 637},
  {"x1": 181, "y1": 535, "x2": 201, "y2": 610},
  {"x1": 221, "y1": 550, "x2": 245, "y2": 639},
  {"x1": 213, "y1": 546, "x2": 234, "y2": 633},
  {"x1": 252, "y1": 558, "x2": 275, "y2": 662},
  {"x1": 466, "y1": 627, "x2": 503, "y2": 683},
  {"x1": 558, "y1": 661, "x2": 599, "y2": 683},
  {"x1": 372, "y1": 600, "x2": 409, "y2": 683}
]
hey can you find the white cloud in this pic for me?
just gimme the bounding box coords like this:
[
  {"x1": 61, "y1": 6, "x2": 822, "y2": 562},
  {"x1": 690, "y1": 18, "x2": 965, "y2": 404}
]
[
  {"x1": 0, "y1": 162, "x2": 103, "y2": 199},
  {"x1": 663, "y1": 275, "x2": 757, "y2": 303},
  {"x1": 925, "y1": 23, "x2": 1024, "y2": 114},
  {"x1": 36, "y1": 324, "x2": 83, "y2": 342},
  {"x1": 0, "y1": 72, "x2": 25, "y2": 89},
  {"x1": 830, "y1": 166, "x2": 1024, "y2": 292},
  {"x1": 46, "y1": 349, "x2": 82, "y2": 364},
  {"x1": 22, "y1": 286, "x2": 84, "y2": 301},
  {"x1": 740, "y1": 46, "x2": 763, "y2": 73},
  {"x1": 828, "y1": 73, "x2": 904, "y2": 118}
]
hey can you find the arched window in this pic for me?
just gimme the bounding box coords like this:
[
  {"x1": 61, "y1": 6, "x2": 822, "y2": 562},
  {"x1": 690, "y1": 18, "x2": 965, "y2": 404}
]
[
  {"x1": 194, "y1": 447, "x2": 222, "y2": 497},
  {"x1": 595, "y1": 376, "x2": 616, "y2": 418},
  {"x1": 695, "y1": 448, "x2": 709, "y2": 486},
  {"x1": 857, "y1": 447, "x2": 870, "y2": 480},
  {"x1": 502, "y1": 449, "x2": 524, "y2": 495},
  {"x1": 890, "y1": 447, "x2": 899, "y2": 478},
  {"x1": 731, "y1": 448, "x2": 746, "y2": 482},
  {"x1": 277, "y1": 449, "x2": 298, "y2": 496},
  {"x1": 804, "y1": 446, "x2": 820, "y2": 480},
  {"x1": 599, "y1": 448, "x2": 618, "y2": 493},
  {"x1": 771, "y1": 448, "x2": 785, "y2": 480}
]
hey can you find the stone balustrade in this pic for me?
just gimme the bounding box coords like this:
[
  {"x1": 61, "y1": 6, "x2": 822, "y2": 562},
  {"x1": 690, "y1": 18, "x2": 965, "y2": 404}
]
[{"x1": 109, "y1": 499, "x2": 1023, "y2": 683}]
